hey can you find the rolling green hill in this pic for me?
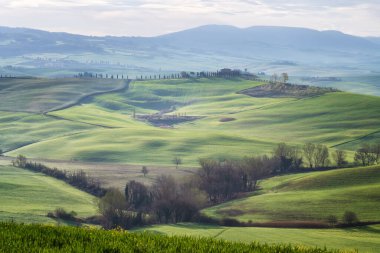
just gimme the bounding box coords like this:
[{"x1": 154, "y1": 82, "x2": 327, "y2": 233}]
[
  {"x1": 0, "y1": 78, "x2": 125, "y2": 113},
  {"x1": 137, "y1": 223, "x2": 380, "y2": 253},
  {"x1": 0, "y1": 165, "x2": 97, "y2": 223},
  {"x1": 203, "y1": 165, "x2": 380, "y2": 223},
  {"x1": 5, "y1": 78, "x2": 380, "y2": 166}
]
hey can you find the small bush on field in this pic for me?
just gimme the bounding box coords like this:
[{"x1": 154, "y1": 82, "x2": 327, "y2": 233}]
[
  {"x1": 342, "y1": 211, "x2": 359, "y2": 225},
  {"x1": 326, "y1": 215, "x2": 338, "y2": 227},
  {"x1": 47, "y1": 208, "x2": 78, "y2": 221}
]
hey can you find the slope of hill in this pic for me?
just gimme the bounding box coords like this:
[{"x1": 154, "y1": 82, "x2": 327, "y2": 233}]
[
  {"x1": 0, "y1": 222, "x2": 343, "y2": 253},
  {"x1": 138, "y1": 223, "x2": 380, "y2": 253},
  {"x1": 5, "y1": 78, "x2": 380, "y2": 166},
  {"x1": 156, "y1": 25, "x2": 379, "y2": 56},
  {"x1": 203, "y1": 165, "x2": 380, "y2": 223},
  {"x1": 0, "y1": 78, "x2": 126, "y2": 113},
  {"x1": 0, "y1": 165, "x2": 97, "y2": 223}
]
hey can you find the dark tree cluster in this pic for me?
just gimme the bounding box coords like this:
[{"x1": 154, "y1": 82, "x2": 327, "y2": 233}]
[
  {"x1": 98, "y1": 176, "x2": 205, "y2": 229},
  {"x1": 197, "y1": 157, "x2": 274, "y2": 203},
  {"x1": 75, "y1": 72, "x2": 128, "y2": 80},
  {"x1": 13, "y1": 155, "x2": 106, "y2": 197},
  {"x1": 354, "y1": 143, "x2": 380, "y2": 166},
  {"x1": 98, "y1": 154, "x2": 279, "y2": 228}
]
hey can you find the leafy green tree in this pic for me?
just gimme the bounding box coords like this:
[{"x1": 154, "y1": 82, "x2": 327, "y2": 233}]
[{"x1": 98, "y1": 188, "x2": 128, "y2": 228}]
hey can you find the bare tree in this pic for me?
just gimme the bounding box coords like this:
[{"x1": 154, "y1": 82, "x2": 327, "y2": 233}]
[
  {"x1": 125, "y1": 180, "x2": 151, "y2": 211},
  {"x1": 273, "y1": 143, "x2": 302, "y2": 172},
  {"x1": 354, "y1": 144, "x2": 377, "y2": 166},
  {"x1": 281, "y1": 73, "x2": 289, "y2": 83},
  {"x1": 141, "y1": 166, "x2": 149, "y2": 177},
  {"x1": 333, "y1": 150, "x2": 347, "y2": 168},
  {"x1": 13, "y1": 155, "x2": 27, "y2": 167},
  {"x1": 240, "y1": 155, "x2": 274, "y2": 191},
  {"x1": 172, "y1": 156, "x2": 182, "y2": 169},
  {"x1": 303, "y1": 143, "x2": 316, "y2": 168},
  {"x1": 313, "y1": 144, "x2": 329, "y2": 168},
  {"x1": 372, "y1": 143, "x2": 380, "y2": 164},
  {"x1": 270, "y1": 73, "x2": 279, "y2": 84}
]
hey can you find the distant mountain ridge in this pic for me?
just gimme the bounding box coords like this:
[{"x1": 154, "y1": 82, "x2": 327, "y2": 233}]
[
  {"x1": 0, "y1": 25, "x2": 379, "y2": 57},
  {"x1": 157, "y1": 25, "x2": 379, "y2": 51},
  {"x1": 0, "y1": 25, "x2": 379, "y2": 81}
]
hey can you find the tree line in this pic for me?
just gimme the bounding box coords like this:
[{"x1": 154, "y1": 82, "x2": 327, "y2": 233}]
[
  {"x1": 97, "y1": 141, "x2": 380, "y2": 229},
  {"x1": 10, "y1": 140, "x2": 379, "y2": 229},
  {"x1": 13, "y1": 155, "x2": 106, "y2": 197}
]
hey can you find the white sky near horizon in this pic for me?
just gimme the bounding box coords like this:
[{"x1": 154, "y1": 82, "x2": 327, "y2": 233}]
[{"x1": 0, "y1": 0, "x2": 379, "y2": 37}]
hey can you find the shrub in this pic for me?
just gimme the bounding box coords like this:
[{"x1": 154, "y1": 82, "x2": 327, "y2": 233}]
[
  {"x1": 47, "y1": 208, "x2": 77, "y2": 221},
  {"x1": 342, "y1": 211, "x2": 359, "y2": 225},
  {"x1": 326, "y1": 215, "x2": 338, "y2": 227}
]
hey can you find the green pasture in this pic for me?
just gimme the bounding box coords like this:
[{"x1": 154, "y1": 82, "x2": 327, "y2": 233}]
[
  {"x1": 0, "y1": 165, "x2": 97, "y2": 223},
  {"x1": 0, "y1": 222, "x2": 345, "y2": 253},
  {"x1": 0, "y1": 111, "x2": 95, "y2": 152},
  {"x1": 136, "y1": 223, "x2": 380, "y2": 253},
  {"x1": 3, "y1": 78, "x2": 380, "y2": 166},
  {"x1": 203, "y1": 165, "x2": 380, "y2": 223},
  {"x1": 0, "y1": 78, "x2": 124, "y2": 113}
]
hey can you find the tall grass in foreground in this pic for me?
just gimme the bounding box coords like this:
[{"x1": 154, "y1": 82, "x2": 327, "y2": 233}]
[{"x1": 0, "y1": 223, "x2": 353, "y2": 253}]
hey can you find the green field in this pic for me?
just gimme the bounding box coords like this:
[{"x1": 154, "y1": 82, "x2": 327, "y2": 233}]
[
  {"x1": 1, "y1": 77, "x2": 380, "y2": 252},
  {"x1": 0, "y1": 165, "x2": 97, "y2": 223},
  {"x1": 203, "y1": 165, "x2": 380, "y2": 223},
  {"x1": 137, "y1": 223, "x2": 380, "y2": 253},
  {"x1": 0, "y1": 222, "x2": 351, "y2": 253},
  {"x1": 3, "y1": 78, "x2": 380, "y2": 166},
  {"x1": 0, "y1": 78, "x2": 125, "y2": 113}
]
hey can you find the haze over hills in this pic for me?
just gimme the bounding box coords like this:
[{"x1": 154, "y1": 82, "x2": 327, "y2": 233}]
[
  {"x1": 1, "y1": 25, "x2": 380, "y2": 95},
  {"x1": 0, "y1": 25, "x2": 379, "y2": 70}
]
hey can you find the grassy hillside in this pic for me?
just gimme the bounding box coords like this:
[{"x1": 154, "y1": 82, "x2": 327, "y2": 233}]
[
  {"x1": 203, "y1": 165, "x2": 380, "y2": 223},
  {"x1": 5, "y1": 78, "x2": 380, "y2": 166},
  {"x1": 0, "y1": 222, "x2": 350, "y2": 253},
  {"x1": 0, "y1": 78, "x2": 124, "y2": 113},
  {"x1": 137, "y1": 223, "x2": 380, "y2": 253},
  {"x1": 0, "y1": 111, "x2": 95, "y2": 152},
  {"x1": 0, "y1": 165, "x2": 97, "y2": 223}
]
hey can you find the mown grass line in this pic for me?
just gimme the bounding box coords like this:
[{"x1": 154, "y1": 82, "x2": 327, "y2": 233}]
[
  {"x1": 330, "y1": 130, "x2": 380, "y2": 148},
  {"x1": 47, "y1": 79, "x2": 131, "y2": 113}
]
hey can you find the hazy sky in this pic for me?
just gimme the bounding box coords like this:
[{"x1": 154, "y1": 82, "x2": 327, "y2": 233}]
[{"x1": 0, "y1": 0, "x2": 379, "y2": 37}]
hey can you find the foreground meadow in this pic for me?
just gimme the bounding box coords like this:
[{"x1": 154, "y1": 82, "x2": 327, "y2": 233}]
[
  {"x1": 137, "y1": 223, "x2": 380, "y2": 253},
  {"x1": 0, "y1": 222, "x2": 352, "y2": 253}
]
